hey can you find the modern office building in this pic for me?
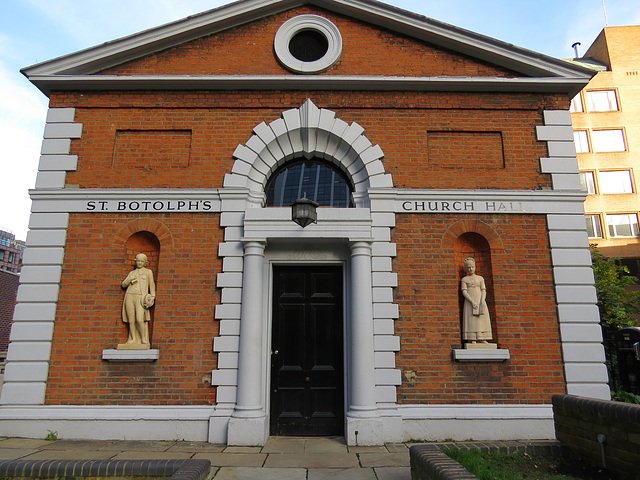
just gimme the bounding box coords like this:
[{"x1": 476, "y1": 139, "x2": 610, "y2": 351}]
[
  {"x1": 0, "y1": 230, "x2": 25, "y2": 274},
  {"x1": 571, "y1": 25, "x2": 640, "y2": 273}
]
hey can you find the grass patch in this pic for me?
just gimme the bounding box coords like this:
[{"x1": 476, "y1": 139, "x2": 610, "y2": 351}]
[{"x1": 443, "y1": 448, "x2": 620, "y2": 480}]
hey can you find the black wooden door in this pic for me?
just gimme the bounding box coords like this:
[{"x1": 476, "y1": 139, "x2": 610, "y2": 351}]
[{"x1": 270, "y1": 265, "x2": 344, "y2": 436}]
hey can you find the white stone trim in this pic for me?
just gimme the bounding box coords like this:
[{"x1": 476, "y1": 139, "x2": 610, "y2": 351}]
[
  {"x1": 539, "y1": 109, "x2": 609, "y2": 400},
  {"x1": 399, "y1": 404, "x2": 555, "y2": 441},
  {"x1": 213, "y1": 101, "x2": 400, "y2": 445},
  {"x1": 0, "y1": 108, "x2": 82, "y2": 405},
  {"x1": 274, "y1": 15, "x2": 342, "y2": 74},
  {"x1": 0, "y1": 406, "x2": 215, "y2": 441}
]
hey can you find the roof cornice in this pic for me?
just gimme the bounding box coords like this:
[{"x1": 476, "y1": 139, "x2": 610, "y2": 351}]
[
  {"x1": 22, "y1": 0, "x2": 594, "y2": 82},
  {"x1": 28, "y1": 74, "x2": 589, "y2": 97}
]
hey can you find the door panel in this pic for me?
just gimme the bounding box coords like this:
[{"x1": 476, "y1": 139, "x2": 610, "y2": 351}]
[{"x1": 271, "y1": 265, "x2": 344, "y2": 436}]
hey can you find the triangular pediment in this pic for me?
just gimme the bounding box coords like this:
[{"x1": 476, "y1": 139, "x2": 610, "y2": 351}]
[{"x1": 23, "y1": 0, "x2": 594, "y2": 96}]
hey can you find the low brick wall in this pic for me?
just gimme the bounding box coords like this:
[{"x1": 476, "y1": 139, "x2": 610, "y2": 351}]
[
  {"x1": 409, "y1": 441, "x2": 565, "y2": 480},
  {"x1": 0, "y1": 459, "x2": 211, "y2": 480},
  {"x1": 552, "y1": 394, "x2": 640, "y2": 480}
]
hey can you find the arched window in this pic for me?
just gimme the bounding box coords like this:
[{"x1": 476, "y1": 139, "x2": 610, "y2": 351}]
[{"x1": 265, "y1": 159, "x2": 353, "y2": 207}]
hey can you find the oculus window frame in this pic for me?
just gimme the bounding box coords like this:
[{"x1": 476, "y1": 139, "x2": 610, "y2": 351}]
[{"x1": 274, "y1": 14, "x2": 343, "y2": 74}]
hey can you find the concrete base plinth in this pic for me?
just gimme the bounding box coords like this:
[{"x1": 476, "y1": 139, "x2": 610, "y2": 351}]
[
  {"x1": 345, "y1": 416, "x2": 385, "y2": 446},
  {"x1": 227, "y1": 414, "x2": 268, "y2": 446}
]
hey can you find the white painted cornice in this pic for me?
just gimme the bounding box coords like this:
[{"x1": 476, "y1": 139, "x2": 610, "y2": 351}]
[
  {"x1": 26, "y1": 74, "x2": 590, "y2": 97},
  {"x1": 22, "y1": 0, "x2": 593, "y2": 96}
]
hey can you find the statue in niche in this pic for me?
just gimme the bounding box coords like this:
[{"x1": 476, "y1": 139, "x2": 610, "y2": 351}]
[
  {"x1": 118, "y1": 253, "x2": 155, "y2": 350},
  {"x1": 460, "y1": 257, "x2": 496, "y2": 350}
]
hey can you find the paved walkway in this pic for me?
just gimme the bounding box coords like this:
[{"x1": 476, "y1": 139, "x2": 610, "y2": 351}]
[{"x1": 0, "y1": 436, "x2": 411, "y2": 479}]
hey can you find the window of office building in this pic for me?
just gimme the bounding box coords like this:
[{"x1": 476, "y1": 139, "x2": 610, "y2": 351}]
[
  {"x1": 599, "y1": 170, "x2": 633, "y2": 194},
  {"x1": 591, "y1": 129, "x2": 626, "y2": 152},
  {"x1": 585, "y1": 214, "x2": 603, "y2": 238},
  {"x1": 574, "y1": 130, "x2": 590, "y2": 153},
  {"x1": 607, "y1": 213, "x2": 640, "y2": 238},
  {"x1": 579, "y1": 171, "x2": 596, "y2": 194},
  {"x1": 586, "y1": 90, "x2": 619, "y2": 112},
  {"x1": 570, "y1": 93, "x2": 583, "y2": 113}
]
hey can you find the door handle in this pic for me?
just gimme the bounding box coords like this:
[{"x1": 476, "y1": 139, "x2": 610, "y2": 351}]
[{"x1": 305, "y1": 377, "x2": 310, "y2": 382}]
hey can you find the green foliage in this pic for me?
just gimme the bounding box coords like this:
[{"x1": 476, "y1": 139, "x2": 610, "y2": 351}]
[
  {"x1": 44, "y1": 430, "x2": 57, "y2": 441},
  {"x1": 590, "y1": 246, "x2": 640, "y2": 330},
  {"x1": 443, "y1": 449, "x2": 572, "y2": 480},
  {"x1": 612, "y1": 390, "x2": 640, "y2": 404}
]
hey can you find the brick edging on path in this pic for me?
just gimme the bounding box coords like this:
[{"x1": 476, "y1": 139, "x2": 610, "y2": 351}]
[
  {"x1": 0, "y1": 458, "x2": 211, "y2": 480},
  {"x1": 409, "y1": 441, "x2": 568, "y2": 480}
]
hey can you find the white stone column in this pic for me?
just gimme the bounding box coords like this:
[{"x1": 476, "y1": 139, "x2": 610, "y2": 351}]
[
  {"x1": 346, "y1": 240, "x2": 383, "y2": 445},
  {"x1": 227, "y1": 239, "x2": 268, "y2": 445}
]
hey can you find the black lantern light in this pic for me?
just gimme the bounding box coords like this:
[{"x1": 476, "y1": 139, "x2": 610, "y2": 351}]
[{"x1": 291, "y1": 194, "x2": 319, "y2": 228}]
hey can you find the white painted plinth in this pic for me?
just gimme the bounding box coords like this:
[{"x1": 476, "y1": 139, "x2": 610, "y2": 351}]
[
  {"x1": 102, "y1": 349, "x2": 159, "y2": 362},
  {"x1": 345, "y1": 416, "x2": 386, "y2": 446},
  {"x1": 227, "y1": 414, "x2": 268, "y2": 446},
  {"x1": 452, "y1": 349, "x2": 510, "y2": 362}
]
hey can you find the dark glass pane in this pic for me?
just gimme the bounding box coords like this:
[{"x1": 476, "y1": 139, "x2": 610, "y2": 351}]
[
  {"x1": 266, "y1": 159, "x2": 353, "y2": 207},
  {"x1": 289, "y1": 30, "x2": 329, "y2": 62}
]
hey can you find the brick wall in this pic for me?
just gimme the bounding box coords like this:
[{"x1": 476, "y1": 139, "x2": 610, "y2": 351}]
[
  {"x1": 39, "y1": 6, "x2": 572, "y2": 406},
  {"x1": 101, "y1": 7, "x2": 519, "y2": 78},
  {"x1": 52, "y1": 91, "x2": 558, "y2": 193},
  {"x1": 394, "y1": 214, "x2": 566, "y2": 404},
  {"x1": 45, "y1": 214, "x2": 222, "y2": 405},
  {"x1": 553, "y1": 394, "x2": 640, "y2": 479}
]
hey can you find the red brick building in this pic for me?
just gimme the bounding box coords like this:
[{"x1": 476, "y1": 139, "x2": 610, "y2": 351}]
[{"x1": 0, "y1": 0, "x2": 608, "y2": 445}]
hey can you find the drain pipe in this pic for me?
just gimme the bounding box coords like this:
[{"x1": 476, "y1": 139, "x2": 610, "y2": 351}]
[{"x1": 597, "y1": 434, "x2": 607, "y2": 468}]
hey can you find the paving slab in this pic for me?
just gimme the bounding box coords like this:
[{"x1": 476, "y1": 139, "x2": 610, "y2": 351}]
[
  {"x1": 262, "y1": 437, "x2": 305, "y2": 454},
  {"x1": 110, "y1": 451, "x2": 194, "y2": 460},
  {"x1": 223, "y1": 446, "x2": 263, "y2": 453},
  {"x1": 304, "y1": 437, "x2": 348, "y2": 454},
  {"x1": 374, "y1": 467, "x2": 412, "y2": 480},
  {"x1": 308, "y1": 467, "x2": 377, "y2": 479},
  {"x1": 0, "y1": 438, "x2": 51, "y2": 449},
  {"x1": 166, "y1": 442, "x2": 226, "y2": 453},
  {"x1": 0, "y1": 448, "x2": 40, "y2": 460},
  {"x1": 213, "y1": 466, "x2": 306, "y2": 480},
  {"x1": 347, "y1": 445, "x2": 388, "y2": 454},
  {"x1": 264, "y1": 453, "x2": 359, "y2": 469},
  {"x1": 358, "y1": 452, "x2": 410, "y2": 468},
  {"x1": 192, "y1": 452, "x2": 267, "y2": 467},
  {"x1": 38, "y1": 439, "x2": 125, "y2": 451},
  {"x1": 384, "y1": 443, "x2": 409, "y2": 453},
  {"x1": 17, "y1": 449, "x2": 118, "y2": 460}
]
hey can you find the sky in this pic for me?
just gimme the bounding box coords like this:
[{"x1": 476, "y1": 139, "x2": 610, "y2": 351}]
[{"x1": 1, "y1": 0, "x2": 639, "y2": 241}]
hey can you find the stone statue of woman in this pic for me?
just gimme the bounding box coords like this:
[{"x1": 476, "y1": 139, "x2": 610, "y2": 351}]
[{"x1": 460, "y1": 257, "x2": 493, "y2": 348}]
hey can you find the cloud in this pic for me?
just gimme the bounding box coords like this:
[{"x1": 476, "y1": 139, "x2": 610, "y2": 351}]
[{"x1": 0, "y1": 61, "x2": 47, "y2": 240}]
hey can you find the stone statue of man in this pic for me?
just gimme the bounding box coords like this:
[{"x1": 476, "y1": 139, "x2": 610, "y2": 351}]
[{"x1": 121, "y1": 253, "x2": 155, "y2": 348}]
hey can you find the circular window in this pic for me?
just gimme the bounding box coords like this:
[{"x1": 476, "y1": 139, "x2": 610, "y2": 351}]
[{"x1": 274, "y1": 15, "x2": 342, "y2": 74}]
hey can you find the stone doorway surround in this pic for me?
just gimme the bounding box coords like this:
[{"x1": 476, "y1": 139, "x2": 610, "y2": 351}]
[{"x1": 210, "y1": 99, "x2": 402, "y2": 446}]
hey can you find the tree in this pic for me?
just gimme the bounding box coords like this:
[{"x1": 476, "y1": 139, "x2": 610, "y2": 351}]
[{"x1": 590, "y1": 245, "x2": 640, "y2": 391}]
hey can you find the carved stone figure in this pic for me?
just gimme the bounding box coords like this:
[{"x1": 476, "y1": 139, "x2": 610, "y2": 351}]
[
  {"x1": 119, "y1": 253, "x2": 155, "y2": 350},
  {"x1": 460, "y1": 257, "x2": 495, "y2": 349}
]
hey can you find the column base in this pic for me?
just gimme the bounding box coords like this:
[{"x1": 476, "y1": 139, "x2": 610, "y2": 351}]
[
  {"x1": 346, "y1": 416, "x2": 388, "y2": 446},
  {"x1": 227, "y1": 414, "x2": 268, "y2": 446}
]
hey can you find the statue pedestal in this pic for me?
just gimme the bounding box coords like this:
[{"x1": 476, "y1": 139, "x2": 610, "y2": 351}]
[
  {"x1": 464, "y1": 343, "x2": 497, "y2": 350},
  {"x1": 102, "y1": 349, "x2": 159, "y2": 362},
  {"x1": 452, "y1": 348, "x2": 510, "y2": 362},
  {"x1": 116, "y1": 343, "x2": 151, "y2": 350}
]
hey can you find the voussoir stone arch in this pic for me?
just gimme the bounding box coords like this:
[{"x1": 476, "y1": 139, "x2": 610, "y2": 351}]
[{"x1": 223, "y1": 99, "x2": 392, "y2": 196}]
